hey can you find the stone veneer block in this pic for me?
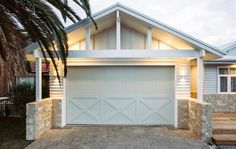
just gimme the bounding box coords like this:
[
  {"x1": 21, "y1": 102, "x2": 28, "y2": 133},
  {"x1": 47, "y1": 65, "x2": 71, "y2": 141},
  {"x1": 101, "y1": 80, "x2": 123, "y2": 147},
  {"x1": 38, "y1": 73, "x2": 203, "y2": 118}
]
[
  {"x1": 26, "y1": 98, "x2": 62, "y2": 140},
  {"x1": 52, "y1": 99, "x2": 62, "y2": 128},
  {"x1": 204, "y1": 94, "x2": 236, "y2": 112},
  {"x1": 188, "y1": 99, "x2": 213, "y2": 142},
  {"x1": 26, "y1": 99, "x2": 52, "y2": 140},
  {"x1": 177, "y1": 99, "x2": 189, "y2": 129}
]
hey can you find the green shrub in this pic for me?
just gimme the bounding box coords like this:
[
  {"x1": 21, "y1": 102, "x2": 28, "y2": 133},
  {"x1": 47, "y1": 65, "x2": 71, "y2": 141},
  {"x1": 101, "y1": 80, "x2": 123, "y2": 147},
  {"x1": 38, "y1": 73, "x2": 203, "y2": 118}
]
[{"x1": 9, "y1": 82, "x2": 35, "y2": 117}]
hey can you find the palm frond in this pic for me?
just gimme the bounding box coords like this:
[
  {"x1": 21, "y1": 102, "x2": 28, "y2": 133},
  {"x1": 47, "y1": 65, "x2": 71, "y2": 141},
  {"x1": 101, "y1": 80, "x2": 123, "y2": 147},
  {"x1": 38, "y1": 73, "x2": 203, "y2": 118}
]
[{"x1": 0, "y1": 0, "x2": 95, "y2": 86}]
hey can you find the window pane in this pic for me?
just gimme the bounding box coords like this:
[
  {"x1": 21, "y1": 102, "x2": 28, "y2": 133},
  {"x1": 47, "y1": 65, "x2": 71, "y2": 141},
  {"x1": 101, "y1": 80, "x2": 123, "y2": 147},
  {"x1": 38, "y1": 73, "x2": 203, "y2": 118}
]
[
  {"x1": 231, "y1": 77, "x2": 236, "y2": 92},
  {"x1": 230, "y1": 68, "x2": 236, "y2": 75},
  {"x1": 220, "y1": 77, "x2": 227, "y2": 92},
  {"x1": 219, "y1": 68, "x2": 228, "y2": 74}
]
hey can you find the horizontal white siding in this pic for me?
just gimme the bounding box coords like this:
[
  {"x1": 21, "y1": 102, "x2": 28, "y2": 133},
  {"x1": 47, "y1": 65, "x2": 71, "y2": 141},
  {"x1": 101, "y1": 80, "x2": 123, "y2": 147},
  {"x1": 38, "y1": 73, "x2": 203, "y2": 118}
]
[
  {"x1": 50, "y1": 62, "x2": 63, "y2": 98},
  {"x1": 190, "y1": 65, "x2": 197, "y2": 94},
  {"x1": 176, "y1": 61, "x2": 190, "y2": 99}
]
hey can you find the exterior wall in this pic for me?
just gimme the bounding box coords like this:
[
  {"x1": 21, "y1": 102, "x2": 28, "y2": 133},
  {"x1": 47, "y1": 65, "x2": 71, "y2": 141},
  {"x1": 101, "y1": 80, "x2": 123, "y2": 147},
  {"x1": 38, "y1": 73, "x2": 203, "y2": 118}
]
[
  {"x1": 204, "y1": 65, "x2": 218, "y2": 94},
  {"x1": 188, "y1": 99, "x2": 213, "y2": 142},
  {"x1": 52, "y1": 99, "x2": 62, "y2": 128},
  {"x1": 176, "y1": 60, "x2": 190, "y2": 100},
  {"x1": 0, "y1": 59, "x2": 8, "y2": 96},
  {"x1": 49, "y1": 62, "x2": 63, "y2": 98},
  {"x1": 190, "y1": 65, "x2": 197, "y2": 98},
  {"x1": 177, "y1": 99, "x2": 189, "y2": 129},
  {"x1": 94, "y1": 26, "x2": 116, "y2": 50},
  {"x1": 204, "y1": 64, "x2": 236, "y2": 112},
  {"x1": 204, "y1": 94, "x2": 236, "y2": 112},
  {"x1": 26, "y1": 98, "x2": 62, "y2": 140},
  {"x1": 26, "y1": 98, "x2": 52, "y2": 140},
  {"x1": 177, "y1": 99, "x2": 213, "y2": 142},
  {"x1": 204, "y1": 64, "x2": 235, "y2": 94},
  {"x1": 121, "y1": 25, "x2": 146, "y2": 49}
]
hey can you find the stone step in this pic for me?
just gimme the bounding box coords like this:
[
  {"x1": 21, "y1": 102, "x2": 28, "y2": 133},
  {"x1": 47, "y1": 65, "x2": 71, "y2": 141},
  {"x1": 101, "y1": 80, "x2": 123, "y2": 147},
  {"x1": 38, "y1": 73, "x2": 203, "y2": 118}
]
[{"x1": 212, "y1": 134, "x2": 236, "y2": 145}]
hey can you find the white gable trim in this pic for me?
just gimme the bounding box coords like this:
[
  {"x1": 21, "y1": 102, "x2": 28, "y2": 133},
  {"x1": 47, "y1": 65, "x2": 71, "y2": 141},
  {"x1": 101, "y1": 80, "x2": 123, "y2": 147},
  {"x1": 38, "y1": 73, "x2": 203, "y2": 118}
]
[{"x1": 25, "y1": 3, "x2": 225, "y2": 57}]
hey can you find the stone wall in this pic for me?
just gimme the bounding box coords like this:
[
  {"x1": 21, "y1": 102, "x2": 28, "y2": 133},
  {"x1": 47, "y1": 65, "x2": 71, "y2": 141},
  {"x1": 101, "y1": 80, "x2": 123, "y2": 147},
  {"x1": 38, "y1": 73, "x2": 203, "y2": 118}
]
[
  {"x1": 177, "y1": 99, "x2": 213, "y2": 142},
  {"x1": 26, "y1": 98, "x2": 62, "y2": 140},
  {"x1": 204, "y1": 94, "x2": 236, "y2": 112},
  {"x1": 177, "y1": 99, "x2": 189, "y2": 129},
  {"x1": 52, "y1": 99, "x2": 62, "y2": 128},
  {"x1": 188, "y1": 99, "x2": 213, "y2": 142}
]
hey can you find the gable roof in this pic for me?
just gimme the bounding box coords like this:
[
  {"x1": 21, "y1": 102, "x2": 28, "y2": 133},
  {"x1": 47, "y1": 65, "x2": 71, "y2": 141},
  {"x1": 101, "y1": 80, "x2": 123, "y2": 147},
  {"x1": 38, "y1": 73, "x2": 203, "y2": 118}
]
[
  {"x1": 25, "y1": 3, "x2": 225, "y2": 57},
  {"x1": 220, "y1": 41, "x2": 236, "y2": 53}
]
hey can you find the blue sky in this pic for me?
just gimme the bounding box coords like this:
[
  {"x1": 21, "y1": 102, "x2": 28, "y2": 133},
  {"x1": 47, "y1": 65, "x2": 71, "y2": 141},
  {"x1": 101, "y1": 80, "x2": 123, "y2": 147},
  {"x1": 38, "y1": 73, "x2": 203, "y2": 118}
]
[{"x1": 61, "y1": 0, "x2": 236, "y2": 47}]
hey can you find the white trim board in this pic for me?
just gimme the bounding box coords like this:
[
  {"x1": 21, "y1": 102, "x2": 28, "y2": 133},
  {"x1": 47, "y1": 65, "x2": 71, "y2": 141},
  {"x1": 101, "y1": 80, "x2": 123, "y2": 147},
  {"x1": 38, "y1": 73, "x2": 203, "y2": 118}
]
[{"x1": 34, "y1": 50, "x2": 203, "y2": 59}]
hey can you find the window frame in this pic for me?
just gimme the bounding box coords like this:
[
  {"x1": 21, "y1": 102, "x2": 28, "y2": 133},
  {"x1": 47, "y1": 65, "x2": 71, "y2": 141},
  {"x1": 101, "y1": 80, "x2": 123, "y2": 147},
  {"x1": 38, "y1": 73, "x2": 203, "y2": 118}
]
[{"x1": 218, "y1": 66, "x2": 236, "y2": 94}]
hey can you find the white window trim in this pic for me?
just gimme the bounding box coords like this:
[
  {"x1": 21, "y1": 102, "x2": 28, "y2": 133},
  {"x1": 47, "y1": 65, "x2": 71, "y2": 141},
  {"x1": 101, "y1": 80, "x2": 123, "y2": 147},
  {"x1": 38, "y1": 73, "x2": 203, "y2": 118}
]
[{"x1": 217, "y1": 66, "x2": 236, "y2": 94}]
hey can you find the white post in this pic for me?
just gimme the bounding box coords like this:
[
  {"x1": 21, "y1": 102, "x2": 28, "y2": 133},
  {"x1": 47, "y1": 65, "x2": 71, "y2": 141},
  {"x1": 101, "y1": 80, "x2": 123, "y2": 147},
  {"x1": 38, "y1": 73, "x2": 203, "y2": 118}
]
[
  {"x1": 61, "y1": 77, "x2": 66, "y2": 127},
  {"x1": 197, "y1": 56, "x2": 203, "y2": 102},
  {"x1": 147, "y1": 27, "x2": 152, "y2": 49},
  {"x1": 85, "y1": 27, "x2": 90, "y2": 50},
  {"x1": 116, "y1": 10, "x2": 121, "y2": 50},
  {"x1": 36, "y1": 57, "x2": 42, "y2": 101}
]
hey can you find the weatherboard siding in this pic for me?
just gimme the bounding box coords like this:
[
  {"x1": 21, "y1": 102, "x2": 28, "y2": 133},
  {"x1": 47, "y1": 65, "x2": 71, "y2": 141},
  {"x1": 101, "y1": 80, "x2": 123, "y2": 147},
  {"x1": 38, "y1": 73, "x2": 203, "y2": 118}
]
[
  {"x1": 49, "y1": 62, "x2": 63, "y2": 98},
  {"x1": 176, "y1": 60, "x2": 190, "y2": 99},
  {"x1": 190, "y1": 65, "x2": 197, "y2": 97},
  {"x1": 204, "y1": 65, "x2": 217, "y2": 94}
]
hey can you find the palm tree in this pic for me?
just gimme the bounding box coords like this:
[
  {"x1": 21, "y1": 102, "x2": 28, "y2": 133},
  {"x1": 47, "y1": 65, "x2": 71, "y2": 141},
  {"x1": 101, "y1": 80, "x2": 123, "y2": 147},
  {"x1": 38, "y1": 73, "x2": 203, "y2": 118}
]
[{"x1": 0, "y1": 0, "x2": 96, "y2": 84}]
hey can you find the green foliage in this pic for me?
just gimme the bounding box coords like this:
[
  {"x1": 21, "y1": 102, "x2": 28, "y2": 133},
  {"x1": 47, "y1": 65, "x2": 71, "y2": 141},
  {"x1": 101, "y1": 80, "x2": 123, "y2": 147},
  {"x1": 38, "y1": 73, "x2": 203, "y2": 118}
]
[
  {"x1": 9, "y1": 83, "x2": 35, "y2": 117},
  {"x1": 0, "y1": 0, "x2": 96, "y2": 83}
]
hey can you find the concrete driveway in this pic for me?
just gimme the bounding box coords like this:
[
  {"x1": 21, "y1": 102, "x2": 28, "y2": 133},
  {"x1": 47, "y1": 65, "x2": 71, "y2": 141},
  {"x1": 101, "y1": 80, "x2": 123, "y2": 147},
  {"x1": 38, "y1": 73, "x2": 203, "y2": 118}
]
[{"x1": 26, "y1": 126, "x2": 209, "y2": 149}]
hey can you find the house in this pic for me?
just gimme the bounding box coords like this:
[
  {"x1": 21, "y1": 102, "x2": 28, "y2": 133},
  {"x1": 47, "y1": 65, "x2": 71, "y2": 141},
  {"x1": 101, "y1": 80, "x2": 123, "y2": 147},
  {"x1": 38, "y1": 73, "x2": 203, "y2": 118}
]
[
  {"x1": 25, "y1": 3, "x2": 235, "y2": 141},
  {"x1": 203, "y1": 42, "x2": 236, "y2": 112}
]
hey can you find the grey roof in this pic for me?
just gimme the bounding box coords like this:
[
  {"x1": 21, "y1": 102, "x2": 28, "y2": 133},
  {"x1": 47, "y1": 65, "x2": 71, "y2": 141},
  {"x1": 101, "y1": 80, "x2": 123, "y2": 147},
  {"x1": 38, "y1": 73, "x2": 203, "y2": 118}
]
[{"x1": 219, "y1": 41, "x2": 236, "y2": 53}]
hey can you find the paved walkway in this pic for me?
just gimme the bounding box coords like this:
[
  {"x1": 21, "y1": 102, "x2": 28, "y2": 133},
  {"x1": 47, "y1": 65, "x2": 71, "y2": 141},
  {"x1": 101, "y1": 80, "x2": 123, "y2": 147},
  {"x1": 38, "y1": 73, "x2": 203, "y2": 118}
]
[{"x1": 26, "y1": 126, "x2": 209, "y2": 149}]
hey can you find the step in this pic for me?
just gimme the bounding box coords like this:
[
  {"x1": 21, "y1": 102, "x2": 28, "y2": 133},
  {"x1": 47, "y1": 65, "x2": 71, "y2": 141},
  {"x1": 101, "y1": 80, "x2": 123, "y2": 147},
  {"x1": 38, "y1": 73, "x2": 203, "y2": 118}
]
[
  {"x1": 213, "y1": 128, "x2": 236, "y2": 134},
  {"x1": 212, "y1": 134, "x2": 236, "y2": 145},
  {"x1": 213, "y1": 124, "x2": 236, "y2": 129}
]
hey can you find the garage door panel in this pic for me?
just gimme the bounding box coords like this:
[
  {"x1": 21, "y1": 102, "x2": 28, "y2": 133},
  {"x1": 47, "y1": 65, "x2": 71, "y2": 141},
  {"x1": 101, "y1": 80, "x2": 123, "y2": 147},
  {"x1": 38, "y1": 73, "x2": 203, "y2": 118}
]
[
  {"x1": 67, "y1": 66, "x2": 174, "y2": 125},
  {"x1": 102, "y1": 98, "x2": 136, "y2": 123},
  {"x1": 67, "y1": 97, "x2": 101, "y2": 123}
]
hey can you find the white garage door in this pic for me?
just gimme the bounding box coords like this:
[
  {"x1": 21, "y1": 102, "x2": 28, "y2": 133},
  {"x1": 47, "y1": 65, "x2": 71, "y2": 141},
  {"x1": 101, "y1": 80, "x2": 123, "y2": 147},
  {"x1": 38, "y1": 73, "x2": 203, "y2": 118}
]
[{"x1": 67, "y1": 66, "x2": 174, "y2": 125}]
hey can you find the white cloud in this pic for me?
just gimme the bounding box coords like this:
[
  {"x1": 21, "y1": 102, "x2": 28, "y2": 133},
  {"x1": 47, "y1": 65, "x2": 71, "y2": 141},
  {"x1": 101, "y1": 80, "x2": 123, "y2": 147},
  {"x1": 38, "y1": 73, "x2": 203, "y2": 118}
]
[{"x1": 61, "y1": 0, "x2": 236, "y2": 47}]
